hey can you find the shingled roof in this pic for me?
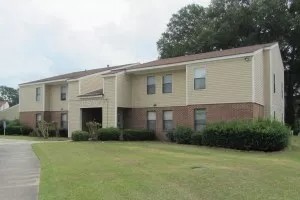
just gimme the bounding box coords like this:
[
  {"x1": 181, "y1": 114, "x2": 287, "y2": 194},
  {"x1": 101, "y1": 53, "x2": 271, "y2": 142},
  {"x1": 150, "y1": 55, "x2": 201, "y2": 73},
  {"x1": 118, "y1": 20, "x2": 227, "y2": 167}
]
[
  {"x1": 20, "y1": 63, "x2": 137, "y2": 85},
  {"x1": 128, "y1": 42, "x2": 277, "y2": 71}
]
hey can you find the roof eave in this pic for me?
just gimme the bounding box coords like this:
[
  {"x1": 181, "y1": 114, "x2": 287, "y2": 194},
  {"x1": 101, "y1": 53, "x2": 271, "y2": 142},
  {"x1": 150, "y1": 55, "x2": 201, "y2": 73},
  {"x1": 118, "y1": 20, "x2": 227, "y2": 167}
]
[{"x1": 126, "y1": 52, "x2": 255, "y2": 73}]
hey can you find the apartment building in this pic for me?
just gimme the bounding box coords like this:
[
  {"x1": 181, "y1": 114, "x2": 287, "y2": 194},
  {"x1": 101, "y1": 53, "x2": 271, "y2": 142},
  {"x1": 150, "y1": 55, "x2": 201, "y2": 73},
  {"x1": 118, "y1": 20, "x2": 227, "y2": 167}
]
[{"x1": 18, "y1": 43, "x2": 284, "y2": 139}]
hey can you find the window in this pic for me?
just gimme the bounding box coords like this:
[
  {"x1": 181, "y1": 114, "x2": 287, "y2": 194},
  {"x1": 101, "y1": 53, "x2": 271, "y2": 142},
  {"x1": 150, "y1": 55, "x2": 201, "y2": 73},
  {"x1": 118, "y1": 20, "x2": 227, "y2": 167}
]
[
  {"x1": 163, "y1": 75, "x2": 172, "y2": 93},
  {"x1": 194, "y1": 68, "x2": 206, "y2": 90},
  {"x1": 61, "y1": 113, "x2": 68, "y2": 129},
  {"x1": 273, "y1": 74, "x2": 276, "y2": 93},
  {"x1": 163, "y1": 111, "x2": 173, "y2": 131},
  {"x1": 36, "y1": 87, "x2": 41, "y2": 101},
  {"x1": 36, "y1": 113, "x2": 42, "y2": 127},
  {"x1": 194, "y1": 109, "x2": 206, "y2": 131},
  {"x1": 147, "y1": 111, "x2": 156, "y2": 131},
  {"x1": 61, "y1": 85, "x2": 67, "y2": 101},
  {"x1": 147, "y1": 76, "x2": 155, "y2": 94}
]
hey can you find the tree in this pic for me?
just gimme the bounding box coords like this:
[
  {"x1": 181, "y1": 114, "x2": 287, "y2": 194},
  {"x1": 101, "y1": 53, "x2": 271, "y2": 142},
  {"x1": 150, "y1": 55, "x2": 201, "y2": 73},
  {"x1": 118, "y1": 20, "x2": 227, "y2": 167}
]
[
  {"x1": 0, "y1": 86, "x2": 19, "y2": 106},
  {"x1": 157, "y1": 0, "x2": 300, "y2": 127}
]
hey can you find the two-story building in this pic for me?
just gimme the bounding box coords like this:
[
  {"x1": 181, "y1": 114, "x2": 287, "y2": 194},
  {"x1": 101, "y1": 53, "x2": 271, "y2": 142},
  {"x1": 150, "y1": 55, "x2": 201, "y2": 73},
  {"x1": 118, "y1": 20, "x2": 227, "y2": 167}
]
[{"x1": 19, "y1": 43, "x2": 285, "y2": 139}]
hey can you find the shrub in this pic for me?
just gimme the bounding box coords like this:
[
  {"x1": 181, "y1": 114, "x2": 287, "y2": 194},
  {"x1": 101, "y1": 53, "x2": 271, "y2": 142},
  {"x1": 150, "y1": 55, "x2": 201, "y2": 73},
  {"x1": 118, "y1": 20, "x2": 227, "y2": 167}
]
[
  {"x1": 5, "y1": 126, "x2": 22, "y2": 135},
  {"x1": 202, "y1": 119, "x2": 290, "y2": 152},
  {"x1": 96, "y1": 128, "x2": 121, "y2": 141},
  {"x1": 123, "y1": 129, "x2": 155, "y2": 141},
  {"x1": 173, "y1": 126, "x2": 193, "y2": 144},
  {"x1": 166, "y1": 131, "x2": 175, "y2": 142},
  {"x1": 191, "y1": 132, "x2": 202, "y2": 145},
  {"x1": 72, "y1": 131, "x2": 89, "y2": 141},
  {"x1": 59, "y1": 129, "x2": 68, "y2": 137},
  {"x1": 20, "y1": 126, "x2": 33, "y2": 136}
]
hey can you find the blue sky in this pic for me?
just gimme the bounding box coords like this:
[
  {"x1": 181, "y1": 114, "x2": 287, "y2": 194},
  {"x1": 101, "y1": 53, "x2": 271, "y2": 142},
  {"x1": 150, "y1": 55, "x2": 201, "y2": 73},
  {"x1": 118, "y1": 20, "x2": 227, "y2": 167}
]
[{"x1": 0, "y1": 0, "x2": 210, "y2": 88}]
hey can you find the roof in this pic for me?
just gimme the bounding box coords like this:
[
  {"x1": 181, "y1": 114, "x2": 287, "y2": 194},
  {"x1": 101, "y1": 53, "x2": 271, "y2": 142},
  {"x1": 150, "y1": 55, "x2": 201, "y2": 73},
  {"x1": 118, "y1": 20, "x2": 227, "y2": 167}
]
[
  {"x1": 128, "y1": 43, "x2": 277, "y2": 71},
  {"x1": 0, "y1": 101, "x2": 8, "y2": 107},
  {"x1": 20, "y1": 63, "x2": 137, "y2": 85},
  {"x1": 77, "y1": 89, "x2": 104, "y2": 98}
]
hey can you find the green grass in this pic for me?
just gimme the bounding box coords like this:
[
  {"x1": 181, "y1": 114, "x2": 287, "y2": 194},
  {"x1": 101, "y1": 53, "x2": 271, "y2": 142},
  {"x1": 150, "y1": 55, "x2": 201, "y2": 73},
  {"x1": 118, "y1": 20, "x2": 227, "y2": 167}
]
[
  {"x1": 33, "y1": 137, "x2": 300, "y2": 200},
  {"x1": 0, "y1": 135, "x2": 69, "y2": 141}
]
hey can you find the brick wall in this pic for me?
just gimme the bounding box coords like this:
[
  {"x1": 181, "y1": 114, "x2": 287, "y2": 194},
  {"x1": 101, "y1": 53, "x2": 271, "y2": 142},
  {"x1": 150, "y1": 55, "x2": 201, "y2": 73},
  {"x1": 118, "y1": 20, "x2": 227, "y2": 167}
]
[
  {"x1": 125, "y1": 103, "x2": 264, "y2": 140},
  {"x1": 20, "y1": 111, "x2": 68, "y2": 129}
]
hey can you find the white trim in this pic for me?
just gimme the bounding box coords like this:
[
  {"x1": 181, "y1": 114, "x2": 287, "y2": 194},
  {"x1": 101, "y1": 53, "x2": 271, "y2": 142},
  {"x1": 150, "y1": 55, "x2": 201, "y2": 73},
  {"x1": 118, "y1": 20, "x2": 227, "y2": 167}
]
[
  {"x1": 78, "y1": 95, "x2": 103, "y2": 99},
  {"x1": 185, "y1": 65, "x2": 188, "y2": 105},
  {"x1": 102, "y1": 71, "x2": 126, "y2": 78},
  {"x1": 42, "y1": 84, "x2": 46, "y2": 111},
  {"x1": 115, "y1": 75, "x2": 118, "y2": 127},
  {"x1": 127, "y1": 52, "x2": 254, "y2": 73},
  {"x1": 270, "y1": 49, "x2": 273, "y2": 118},
  {"x1": 253, "y1": 49, "x2": 263, "y2": 56},
  {"x1": 252, "y1": 56, "x2": 255, "y2": 102},
  {"x1": 19, "y1": 79, "x2": 67, "y2": 87}
]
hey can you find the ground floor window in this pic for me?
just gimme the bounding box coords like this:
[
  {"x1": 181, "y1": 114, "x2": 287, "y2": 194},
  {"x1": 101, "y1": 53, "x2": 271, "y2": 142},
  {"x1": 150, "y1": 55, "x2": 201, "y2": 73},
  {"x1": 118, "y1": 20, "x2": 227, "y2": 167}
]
[
  {"x1": 194, "y1": 109, "x2": 206, "y2": 131},
  {"x1": 61, "y1": 113, "x2": 68, "y2": 129},
  {"x1": 163, "y1": 111, "x2": 173, "y2": 131},
  {"x1": 36, "y1": 113, "x2": 42, "y2": 127},
  {"x1": 147, "y1": 111, "x2": 156, "y2": 131}
]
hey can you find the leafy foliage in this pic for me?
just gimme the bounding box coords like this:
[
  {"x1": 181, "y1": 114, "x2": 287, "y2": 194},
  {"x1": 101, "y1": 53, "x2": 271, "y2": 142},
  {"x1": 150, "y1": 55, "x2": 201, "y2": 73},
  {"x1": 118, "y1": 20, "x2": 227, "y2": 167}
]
[
  {"x1": 173, "y1": 126, "x2": 194, "y2": 144},
  {"x1": 86, "y1": 121, "x2": 101, "y2": 140},
  {"x1": 157, "y1": 0, "x2": 300, "y2": 127},
  {"x1": 0, "y1": 86, "x2": 19, "y2": 106},
  {"x1": 71, "y1": 131, "x2": 89, "y2": 141},
  {"x1": 202, "y1": 119, "x2": 291, "y2": 151},
  {"x1": 123, "y1": 129, "x2": 155, "y2": 141},
  {"x1": 96, "y1": 127, "x2": 121, "y2": 141},
  {"x1": 191, "y1": 132, "x2": 202, "y2": 145}
]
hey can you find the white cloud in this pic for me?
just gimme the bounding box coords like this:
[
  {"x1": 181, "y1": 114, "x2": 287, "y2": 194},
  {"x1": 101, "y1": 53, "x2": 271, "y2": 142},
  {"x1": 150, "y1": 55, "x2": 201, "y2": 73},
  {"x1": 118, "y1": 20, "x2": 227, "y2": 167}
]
[{"x1": 0, "y1": 0, "x2": 210, "y2": 88}]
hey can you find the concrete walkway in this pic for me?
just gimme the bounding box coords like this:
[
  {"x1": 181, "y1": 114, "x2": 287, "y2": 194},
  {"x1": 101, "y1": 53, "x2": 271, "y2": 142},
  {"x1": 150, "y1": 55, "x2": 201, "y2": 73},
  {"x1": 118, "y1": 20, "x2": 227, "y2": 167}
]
[{"x1": 0, "y1": 139, "x2": 40, "y2": 200}]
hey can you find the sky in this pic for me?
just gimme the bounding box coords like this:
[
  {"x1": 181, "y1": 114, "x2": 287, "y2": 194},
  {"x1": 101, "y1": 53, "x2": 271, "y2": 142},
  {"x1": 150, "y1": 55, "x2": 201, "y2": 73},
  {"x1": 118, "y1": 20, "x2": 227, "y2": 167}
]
[{"x1": 0, "y1": 0, "x2": 210, "y2": 88}]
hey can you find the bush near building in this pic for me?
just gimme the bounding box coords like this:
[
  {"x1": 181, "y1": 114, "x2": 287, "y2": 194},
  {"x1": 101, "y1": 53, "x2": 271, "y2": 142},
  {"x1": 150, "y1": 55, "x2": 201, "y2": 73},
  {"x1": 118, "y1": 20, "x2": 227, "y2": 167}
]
[
  {"x1": 71, "y1": 131, "x2": 89, "y2": 141},
  {"x1": 202, "y1": 119, "x2": 290, "y2": 152},
  {"x1": 96, "y1": 127, "x2": 121, "y2": 141}
]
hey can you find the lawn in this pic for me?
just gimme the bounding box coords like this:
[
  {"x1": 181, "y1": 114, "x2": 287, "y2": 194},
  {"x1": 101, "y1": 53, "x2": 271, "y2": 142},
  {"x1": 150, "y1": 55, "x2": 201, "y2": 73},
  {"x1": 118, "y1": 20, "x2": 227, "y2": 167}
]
[{"x1": 33, "y1": 137, "x2": 300, "y2": 200}]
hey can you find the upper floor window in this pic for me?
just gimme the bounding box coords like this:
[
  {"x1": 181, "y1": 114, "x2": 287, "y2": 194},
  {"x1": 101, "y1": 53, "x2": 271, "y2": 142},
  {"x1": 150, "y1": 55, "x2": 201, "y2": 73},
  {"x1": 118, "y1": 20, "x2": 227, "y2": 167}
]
[
  {"x1": 162, "y1": 75, "x2": 172, "y2": 93},
  {"x1": 36, "y1": 87, "x2": 41, "y2": 101},
  {"x1": 273, "y1": 74, "x2": 276, "y2": 93},
  {"x1": 61, "y1": 113, "x2": 68, "y2": 129},
  {"x1": 61, "y1": 85, "x2": 67, "y2": 101},
  {"x1": 163, "y1": 111, "x2": 173, "y2": 131},
  {"x1": 194, "y1": 109, "x2": 206, "y2": 131},
  {"x1": 147, "y1": 76, "x2": 155, "y2": 95},
  {"x1": 194, "y1": 68, "x2": 206, "y2": 90},
  {"x1": 147, "y1": 111, "x2": 156, "y2": 131}
]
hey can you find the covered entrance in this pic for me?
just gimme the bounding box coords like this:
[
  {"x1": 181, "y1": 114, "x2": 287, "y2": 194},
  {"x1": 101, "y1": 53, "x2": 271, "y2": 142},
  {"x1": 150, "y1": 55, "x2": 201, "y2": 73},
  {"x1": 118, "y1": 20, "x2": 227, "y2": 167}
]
[{"x1": 81, "y1": 108, "x2": 102, "y2": 131}]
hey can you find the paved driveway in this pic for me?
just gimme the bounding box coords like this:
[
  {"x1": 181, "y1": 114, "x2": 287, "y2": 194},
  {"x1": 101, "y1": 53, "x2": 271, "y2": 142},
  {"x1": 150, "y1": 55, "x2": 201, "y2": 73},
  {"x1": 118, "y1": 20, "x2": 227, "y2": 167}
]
[{"x1": 0, "y1": 139, "x2": 40, "y2": 200}]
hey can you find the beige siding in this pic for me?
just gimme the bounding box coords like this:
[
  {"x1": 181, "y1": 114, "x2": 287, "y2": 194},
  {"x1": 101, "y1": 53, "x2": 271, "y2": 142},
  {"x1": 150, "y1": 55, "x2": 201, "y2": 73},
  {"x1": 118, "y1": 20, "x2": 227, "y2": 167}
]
[
  {"x1": 46, "y1": 85, "x2": 68, "y2": 111},
  {"x1": 0, "y1": 105, "x2": 20, "y2": 121},
  {"x1": 68, "y1": 81, "x2": 80, "y2": 136},
  {"x1": 263, "y1": 50, "x2": 271, "y2": 117},
  {"x1": 253, "y1": 51, "x2": 264, "y2": 105},
  {"x1": 19, "y1": 84, "x2": 44, "y2": 112},
  {"x1": 131, "y1": 69, "x2": 186, "y2": 107},
  {"x1": 117, "y1": 73, "x2": 132, "y2": 107},
  {"x1": 103, "y1": 76, "x2": 117, "y2": 127},
  {"x1": 270, "y1": 46, "x2": 285, "y2": 122},
  {"x1": 79, "y1": 73, "x2": 103, "y2": 95},
  {"x1": 187, "y1": 57, "x2": 252, "y2": 105}
]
